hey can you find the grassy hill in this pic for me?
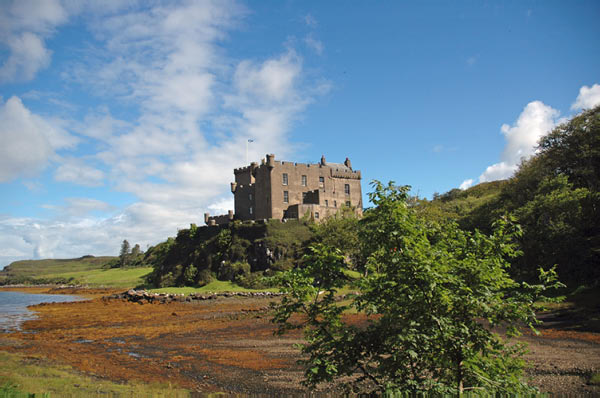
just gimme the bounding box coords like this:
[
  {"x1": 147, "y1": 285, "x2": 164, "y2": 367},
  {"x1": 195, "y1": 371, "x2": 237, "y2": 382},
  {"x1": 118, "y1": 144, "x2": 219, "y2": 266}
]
[
  {"x1": 0, "y1": 256, "x2": 151, "y2": 288},
  {"x1": 414, "y1": 180, "x2": 507, "y2": 230}
]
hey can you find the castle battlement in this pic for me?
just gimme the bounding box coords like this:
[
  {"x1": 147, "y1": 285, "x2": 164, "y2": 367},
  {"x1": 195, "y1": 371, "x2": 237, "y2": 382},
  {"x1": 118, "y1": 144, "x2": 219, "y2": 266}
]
[{"x1": 207, "y1": 154, "x2": 363, "y2": 225}]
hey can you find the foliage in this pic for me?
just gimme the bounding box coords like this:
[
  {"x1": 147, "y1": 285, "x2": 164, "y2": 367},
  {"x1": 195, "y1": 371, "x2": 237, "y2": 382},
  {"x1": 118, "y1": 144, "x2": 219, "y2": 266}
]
[
  {"x1": 415, "y1": 181, "x2": 507, "y2": 229},
  {"x1": 218, "y1": 261, "x2": 250, "y2": 281},
  {"x1": 498, "y1": 106, "x2": 600, "y2": 284},
  {"x1": 310, "y1": 205, "x2": 361, "y2": 270},
  {"x1": 273, "y1": 181, "x2": 563, "y2": 394},
  {"x1": 119, "y1": 239, "x2": 131, "y2": 267},
  {"x1": 144, "y1": 219, "x2": 314, "y2": 288},
  {"x1": 417, "y1": 106, "x2": 600, "y2": 286}
]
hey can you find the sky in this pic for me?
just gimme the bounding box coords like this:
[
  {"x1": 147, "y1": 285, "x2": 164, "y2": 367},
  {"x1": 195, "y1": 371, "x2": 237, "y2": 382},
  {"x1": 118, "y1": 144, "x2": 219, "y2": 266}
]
[{"x1": 1, "y1": 0, "x2": 599, "y2": 268}]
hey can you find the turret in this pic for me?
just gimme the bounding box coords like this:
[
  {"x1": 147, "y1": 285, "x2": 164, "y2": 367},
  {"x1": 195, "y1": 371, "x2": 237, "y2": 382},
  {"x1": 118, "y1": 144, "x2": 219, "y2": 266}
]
[
  {"x1": 230, "y1": 182, "x2": 237, "y2": 193},
  {"x1": 266, "y1": 154, "x2": 275, "y2": 168},
  {"x1": 344, "y1": 157, "x2": 352, "y2": 169},
  {"x1": 320, "y1": 155, "x2": 326, "y2": 166}
]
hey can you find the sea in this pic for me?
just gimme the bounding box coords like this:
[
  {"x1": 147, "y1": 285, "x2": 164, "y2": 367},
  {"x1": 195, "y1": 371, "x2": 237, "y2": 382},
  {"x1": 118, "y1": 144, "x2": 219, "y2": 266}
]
[{"x1": 0, "y1": 290, "x2": 85, "y2": 332}]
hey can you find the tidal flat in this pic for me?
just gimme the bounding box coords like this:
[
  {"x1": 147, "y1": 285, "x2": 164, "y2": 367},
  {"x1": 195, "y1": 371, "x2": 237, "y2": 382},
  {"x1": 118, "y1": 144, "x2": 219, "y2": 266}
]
[{"x1": 0, "y1": 286, "x2": 599, "y2": 396}]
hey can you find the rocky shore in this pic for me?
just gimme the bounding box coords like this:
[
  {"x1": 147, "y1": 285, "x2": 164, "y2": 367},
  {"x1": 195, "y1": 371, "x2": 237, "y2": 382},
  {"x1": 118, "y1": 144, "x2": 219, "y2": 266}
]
[{"x1": 105, "y1": 289, "x2": 285, "y2": 304}]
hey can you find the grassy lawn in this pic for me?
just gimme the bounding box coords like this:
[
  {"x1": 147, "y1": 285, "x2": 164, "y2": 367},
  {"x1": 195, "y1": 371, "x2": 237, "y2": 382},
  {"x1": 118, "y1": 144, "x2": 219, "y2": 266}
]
[
  {"x1": 46, "y1": 267, "x2": 153, "y2": 288},
  {"x1": 0, "y1": 351, "x2": 190, "y2": 397}
]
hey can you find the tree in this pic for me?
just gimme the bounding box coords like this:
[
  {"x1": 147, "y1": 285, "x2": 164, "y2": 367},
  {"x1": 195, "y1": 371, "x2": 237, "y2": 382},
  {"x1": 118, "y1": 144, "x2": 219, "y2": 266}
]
[
  {"x1": 273, "y1": 181, "x2": 562, "y2": 394},
  {"x1": 131, "y1": 243, "x2": 141, "y2": 258},
  {"x1": 310, "y1": 204, "x2": 360, "y2": 270},
  {"x1": 119, "y1": 239, "x2": 131, "y2": 267},
  {"x1": 498, "y1": 106, "x2": 600, "y2": 284}
]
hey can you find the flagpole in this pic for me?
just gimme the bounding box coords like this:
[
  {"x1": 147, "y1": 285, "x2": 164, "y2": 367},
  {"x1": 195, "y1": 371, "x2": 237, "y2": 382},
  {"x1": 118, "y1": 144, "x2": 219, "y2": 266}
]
[{"x1": 246, "y1": 139, "x2": 254, "y2": 164}]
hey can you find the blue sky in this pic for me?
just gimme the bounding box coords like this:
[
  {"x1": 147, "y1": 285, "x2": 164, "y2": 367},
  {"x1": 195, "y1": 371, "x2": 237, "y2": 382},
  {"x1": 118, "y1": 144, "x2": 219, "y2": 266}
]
[{"x1": 1, "y1": 0, "x2": 599, "y2": 267}]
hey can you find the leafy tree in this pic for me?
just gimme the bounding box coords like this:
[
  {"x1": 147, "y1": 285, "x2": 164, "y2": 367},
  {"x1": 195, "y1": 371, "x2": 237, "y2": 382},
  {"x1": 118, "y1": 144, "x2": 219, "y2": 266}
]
[
  {"x1": 131, "y1": 244, "x2": 141, "y2": 258},
  {"x1": 273, "y1": 181, "x2": 562, "y2": 394},
  {"x1": 310, "y1": 204, "x2": 360, "y2": 270},
  {"x1": 119, "y1": 239, "x2": 131, "y2": 267},
  {"x1": 498, "y1": 106, "x2": 600, "y2": 284}
]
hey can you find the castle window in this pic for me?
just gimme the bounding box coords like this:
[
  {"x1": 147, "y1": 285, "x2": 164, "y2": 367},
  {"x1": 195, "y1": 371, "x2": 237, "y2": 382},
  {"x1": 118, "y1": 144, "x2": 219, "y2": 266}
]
[
  {"x1": 249, "y1": 193, "x2": 252, "y2": 201},
  {"x1": 344, "y1": 184, "x2": 350, "y2": 195},
  {"x1": 334, "y1": 200, "x2": 337, "y2": 207},
  {"x1": 346, "y1": 200, "x2": 351, "y2": 207},
  {"x1": 249, "y1": 206, "x2": 253, "y2": 215},
  {"x1": 301, "y1": 175, "x2": 307, "y2": 186},
  {"x1": 315, "y1": 212, "x2": 319, "y2": 219},
  {"x1": 325, "y1": 200, "x2": 328, "y2": 207},
  {"x1": 282, "y1": 173, "x2": 288, "y2": 185},
  {"x1": 319, "y1": 176, "x2": 324, "y2": 188},
  {"x1": 302, "y1": 192, "x2": 307, "y2": 202},
  {"x1": 283, "y1": 191, "x2": 289, "y2": 203}
]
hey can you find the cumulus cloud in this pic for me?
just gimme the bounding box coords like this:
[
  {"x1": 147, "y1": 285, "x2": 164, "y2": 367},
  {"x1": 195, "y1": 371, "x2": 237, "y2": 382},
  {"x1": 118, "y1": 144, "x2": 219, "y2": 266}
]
[
  {"x1": 0, "y1": 96, "x2": 76, "y2": 182},
  {"x1": 459, "y1": 179, "x2": 474, "y2": 190},
  {"x1": 571, "y1": 84, "x2": 600, "y2": 110},
  {"x1": 479, "y1": 100, "x2": 559, "y2": 182},
  {"x1": 0, "y1": 0, "x2": 68, "y2": 82}
]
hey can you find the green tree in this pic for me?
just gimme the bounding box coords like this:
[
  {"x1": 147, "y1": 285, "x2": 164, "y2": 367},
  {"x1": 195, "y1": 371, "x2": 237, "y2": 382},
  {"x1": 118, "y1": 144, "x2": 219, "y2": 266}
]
[
  {"x1": 131, "y1": 243, "x2": 141, "y2": 258},
  {"x1": 310, "y1": 204, "x2": 360, "y2": 270},
  {"x1": 498, "y1": 106, "x2": 600, "y2": 284},
  {"x1": 273, "y1": 181, "x2": 562, "y2": 394},
  {"x1": 119, "y1": 239, "x2": 131, "y2": 267}
]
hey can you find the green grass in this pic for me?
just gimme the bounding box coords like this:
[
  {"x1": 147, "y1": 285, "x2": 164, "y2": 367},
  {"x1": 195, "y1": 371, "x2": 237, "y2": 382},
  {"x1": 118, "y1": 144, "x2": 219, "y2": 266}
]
[
  {"x1": 1, "y1": 257, "x2": 116, "y2": 278},
  {"x1": 589, "y1": 372, "x2": 600, "y2": 386},
  {"x1": 148, "y1": 280, "x2": 277, "y2": 294},
  {"x1": 0, "y1": 351, "x2": 190, "y2": 397},
  {"x1": 46, "y1": 267, "x2": 153, "y2": 288},
  {"x1": 0, "y1": 255, "x2": 152, "y2": 288}
]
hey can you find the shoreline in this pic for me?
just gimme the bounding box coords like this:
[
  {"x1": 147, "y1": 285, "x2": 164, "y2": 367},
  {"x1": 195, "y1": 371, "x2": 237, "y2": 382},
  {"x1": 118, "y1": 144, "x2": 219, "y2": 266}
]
[{"x1": 0, "y1": 286, "x2": 599, "y2": 395}]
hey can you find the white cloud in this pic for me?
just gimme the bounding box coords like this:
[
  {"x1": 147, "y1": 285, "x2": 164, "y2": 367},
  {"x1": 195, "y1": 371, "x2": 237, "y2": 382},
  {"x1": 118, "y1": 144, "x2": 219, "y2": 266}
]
[
  {"x1": 232, "y1": 51, "x2": 303, "y2": 104},
  {"x1": 571, "y1": 84, "x2": 600, "y2": 110},
  {"x1": 0, "y1": 96, "x2": 76, "y2": 182},
  {"x1": 0, "y1": 0, "x2": 68, "y2": 82},
  {"x1": 54, "y1": 159, "x2": 105, "y2": 187},
  {"x1": 479, "y1": 162, "x2": 518, "y2": 183},
  {"x1": 459, "y1": 179, "x2": 474, "y2": 190},
  {"x1": 0, "y1": 1, "x2": 327, "y2": 267},
  {"x1": 478, "y1": 100, "x2": 559, "y2": 182}
]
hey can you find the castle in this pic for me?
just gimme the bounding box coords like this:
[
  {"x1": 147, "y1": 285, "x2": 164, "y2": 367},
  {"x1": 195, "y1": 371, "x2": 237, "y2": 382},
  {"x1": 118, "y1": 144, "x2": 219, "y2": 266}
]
[{"x1": 204, "y1": 154, "x2": 363, "y2": 225}]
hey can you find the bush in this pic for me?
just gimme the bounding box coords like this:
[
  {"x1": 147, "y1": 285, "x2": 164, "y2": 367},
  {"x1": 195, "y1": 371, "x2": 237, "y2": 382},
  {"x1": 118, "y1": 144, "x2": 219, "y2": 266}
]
[{"x1": 217, "y1": 261, "x2": 250, "y2": 281}]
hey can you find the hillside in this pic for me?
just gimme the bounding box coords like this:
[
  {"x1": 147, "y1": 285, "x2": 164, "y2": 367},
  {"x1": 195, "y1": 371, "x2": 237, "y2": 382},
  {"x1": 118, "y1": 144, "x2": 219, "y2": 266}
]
[
  {"x1": 414, "y1": 180, "x2": 507, "y2": 230},
  {"x1": 0, "y1": 256, "x2": 151, "y2": 288},
  {"x1": 144, "y1": 219, "x2": 314, "y2": 289}
]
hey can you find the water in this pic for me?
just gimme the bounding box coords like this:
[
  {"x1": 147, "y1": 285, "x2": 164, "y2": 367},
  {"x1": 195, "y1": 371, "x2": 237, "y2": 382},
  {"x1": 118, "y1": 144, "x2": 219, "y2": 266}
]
[{"x1": 0, "y1": 290, "x2": 85, "y2": 332}]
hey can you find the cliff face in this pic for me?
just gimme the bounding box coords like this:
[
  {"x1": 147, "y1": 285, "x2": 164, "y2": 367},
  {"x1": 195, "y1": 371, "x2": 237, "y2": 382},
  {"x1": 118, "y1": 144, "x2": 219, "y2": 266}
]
[{"x1": 144, "y1": 219, "x2": 313, "y2": 288}]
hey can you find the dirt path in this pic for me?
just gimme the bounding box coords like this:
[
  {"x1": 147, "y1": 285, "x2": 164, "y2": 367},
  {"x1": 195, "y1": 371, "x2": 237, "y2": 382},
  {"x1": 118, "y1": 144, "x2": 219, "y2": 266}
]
[{"x1": 1, "y1": 288, "x2": 599, "y2": 395}]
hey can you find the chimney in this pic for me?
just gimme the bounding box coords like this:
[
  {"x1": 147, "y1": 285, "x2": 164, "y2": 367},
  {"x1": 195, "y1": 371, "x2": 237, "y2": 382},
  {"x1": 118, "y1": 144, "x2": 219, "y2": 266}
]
[{"x1": 204, "y1": 213, "x2": 210, "y2": 224}]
